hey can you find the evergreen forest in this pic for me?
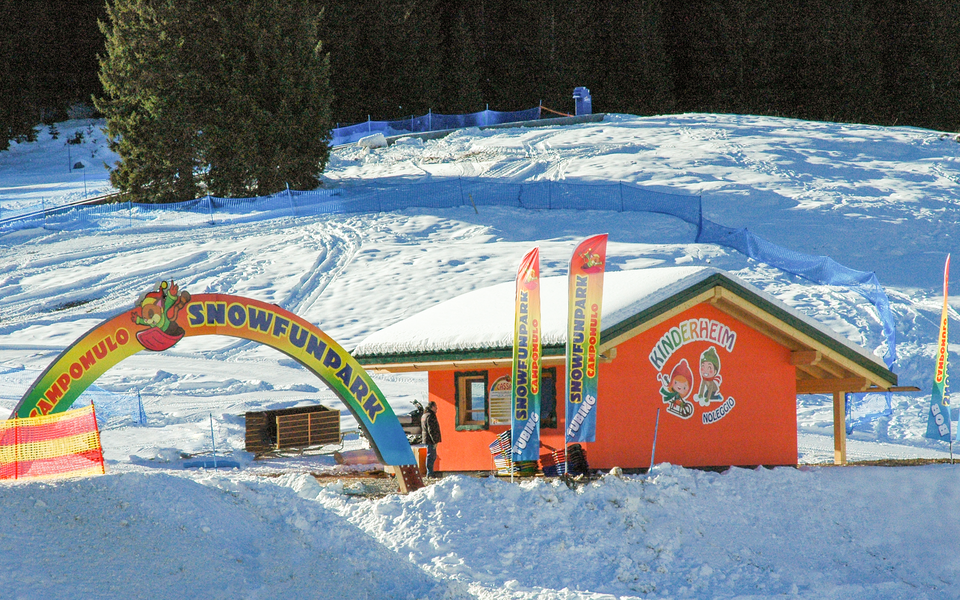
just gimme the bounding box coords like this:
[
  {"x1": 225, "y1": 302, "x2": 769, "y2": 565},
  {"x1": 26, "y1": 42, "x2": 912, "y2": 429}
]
[{"x1": 4, "y1": 0, "x2": 960, "y2": 147}]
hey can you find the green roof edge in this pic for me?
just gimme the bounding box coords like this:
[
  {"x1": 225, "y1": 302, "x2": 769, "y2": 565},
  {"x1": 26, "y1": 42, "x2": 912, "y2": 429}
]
[{"x1": 355, "y1": 345, "x2": 566, "y2": 365}]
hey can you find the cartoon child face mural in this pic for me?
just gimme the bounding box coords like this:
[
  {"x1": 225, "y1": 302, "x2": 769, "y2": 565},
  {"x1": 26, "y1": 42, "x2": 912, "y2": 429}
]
[
  {"x1": 657, "y1": 358, "x2": 695, "y2": 419},
  {"x1": 131, "y1": 280, "x2": 192, "y2": 351},
  {"x1": 695, "y1": 346, "x2": 723, "y2": 406}
]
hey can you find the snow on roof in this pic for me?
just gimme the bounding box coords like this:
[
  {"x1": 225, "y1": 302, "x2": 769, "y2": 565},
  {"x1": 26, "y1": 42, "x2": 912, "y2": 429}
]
[
  {"x1": 354, "y1": 267, "x2": 712, "y2": 358},
  {"x1": 353, "y1": 266, "x2": 886, "y2": 371}
]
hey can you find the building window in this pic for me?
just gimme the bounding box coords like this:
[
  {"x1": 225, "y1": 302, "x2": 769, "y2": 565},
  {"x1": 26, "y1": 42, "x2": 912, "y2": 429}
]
[
  {"x1": 456, "y1": 368, "x2": 559, "y2": 431},
  {"x1": 540, "y1": 367, "x2": 558, "y2": 429},
  {"x1": 455, "y1": 371, "x2": 488, "y2": 430}
]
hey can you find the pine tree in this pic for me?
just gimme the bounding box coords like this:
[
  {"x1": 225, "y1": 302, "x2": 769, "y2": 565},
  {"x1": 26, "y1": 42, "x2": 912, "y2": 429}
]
[
  {"x1": 96, "y1": 0, "x2": 332, "y2": 203},
  {"x1": 0, "y1": 0, "x2": 40, "y2": 150},
  {"x1": 318, "y1": 0, "x2": 373, "y2": 125},
  {"x1": 394, "y1": 0, "x2": 444, "y2": 117},
  {"x1": 596, "y1": 0, "x2": 674, "y2": 115},
  {"x1": 440, "y1": 7, "x2": 484, "y2": 114}
]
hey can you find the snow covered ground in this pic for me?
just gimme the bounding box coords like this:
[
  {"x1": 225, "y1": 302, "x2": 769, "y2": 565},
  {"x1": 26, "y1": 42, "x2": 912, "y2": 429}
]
[{"x1": 1, "y1": 114, "x2": 959, "y2": 598}]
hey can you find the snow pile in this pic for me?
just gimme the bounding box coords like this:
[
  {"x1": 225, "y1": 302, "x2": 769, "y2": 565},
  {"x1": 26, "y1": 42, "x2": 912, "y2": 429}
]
[
  {"x1": 311, "y1": 465, "x2": 960, "y2": 598},
  {"x1": 0, "y1": 471, "x2": 462, "y2": 600}
]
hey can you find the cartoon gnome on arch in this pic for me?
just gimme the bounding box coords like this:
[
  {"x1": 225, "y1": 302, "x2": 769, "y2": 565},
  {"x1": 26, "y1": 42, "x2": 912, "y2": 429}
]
[
  {"x1": 658, "y1": 358, "x2": 695, "y2": 419},
  {"x1": 695, "y1": 346, "x2": 724, "y2": 406},
  {"x1": 131, "y1": 280, "x2": 192, "y2": 351}
]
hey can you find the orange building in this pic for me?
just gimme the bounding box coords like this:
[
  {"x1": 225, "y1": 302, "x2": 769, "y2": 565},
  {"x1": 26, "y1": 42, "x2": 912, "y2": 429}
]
[{"x1": 354, "y1": 268, "x2": 899, "y2": 472}]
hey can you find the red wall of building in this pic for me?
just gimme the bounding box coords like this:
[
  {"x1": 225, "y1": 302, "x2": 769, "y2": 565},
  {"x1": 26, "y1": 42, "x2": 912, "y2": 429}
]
[
  {"x1": 428, "y1": 302, "x2": 798, "y2": 473},
  {"x1": 428, "y1": 365, "x2": 569, "y2": 472}
]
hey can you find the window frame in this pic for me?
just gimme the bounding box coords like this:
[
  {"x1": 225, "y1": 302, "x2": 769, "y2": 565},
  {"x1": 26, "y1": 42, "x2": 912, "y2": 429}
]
[
  {"x1": 539, "y1": 366, "x2": 558, "y2": 429},
  {"x1": 453, "y1": 368, "x2": 559, "y2": 431},
  {"x1": 455, "y1": 370, "x2": 489, "y2": 431}
]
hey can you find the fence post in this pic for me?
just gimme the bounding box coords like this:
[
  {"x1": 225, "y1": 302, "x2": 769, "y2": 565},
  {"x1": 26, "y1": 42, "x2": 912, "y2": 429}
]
[
  {"x1": 696, "y1": 195, "x2": 704, "y2": 241},
  {"x1": 428, "y1": 109, "x2": 432, "y2": 131},
  {"x1": 286, "y1": 183, "x2": 296, "y2": 217},
  {"x1": 137, "y1": 389, "x2": 147, "y2": 426},
  {"x1": 209, "y1": 414, "x2": 218, "y2": 470},
  {"x1": 548, "y1": 179, "x2": 552, "y2": 210},
  {"x1": 458, "y1": 176, "x2": 465, "y2": 206},
  {"x1": 14, "y1": 414, "x2": 19, "y2": 480},
  {"x1": 206, "y1": 194, "x2": 214, "y2": 225},
  {"x1": 619, "y1": 181, "x2": 624, "y2": 212}
]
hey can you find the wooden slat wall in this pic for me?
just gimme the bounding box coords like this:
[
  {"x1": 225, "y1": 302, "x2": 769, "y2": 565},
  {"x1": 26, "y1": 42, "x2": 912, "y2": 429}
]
[
  {"x1": 244, "y1": 412, "x2": 271, "y2": 453},
  {"x1": 276, "y1": 410, "x2": 340, "y2": 449}
]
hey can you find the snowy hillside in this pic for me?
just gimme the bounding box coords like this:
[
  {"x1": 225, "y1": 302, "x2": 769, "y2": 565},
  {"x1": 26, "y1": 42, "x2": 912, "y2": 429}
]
[{"x1": 1, "y1": 113, "x2": 959, "y2": 598}]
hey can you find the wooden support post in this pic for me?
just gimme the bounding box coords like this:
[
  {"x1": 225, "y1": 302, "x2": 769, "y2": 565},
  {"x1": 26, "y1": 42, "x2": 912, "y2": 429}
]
[
  {"x1": 833, "y1": 391, "x2": 847, "y2": 465},
  {"x1": 386, "y1": 465, "x2": 425, "y2": 494}
]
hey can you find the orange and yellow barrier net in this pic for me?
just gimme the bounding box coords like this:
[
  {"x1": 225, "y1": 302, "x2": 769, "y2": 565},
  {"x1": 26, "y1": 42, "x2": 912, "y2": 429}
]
[{"x1": 0, "y1": 405, "x2": 105, "y2": 481}]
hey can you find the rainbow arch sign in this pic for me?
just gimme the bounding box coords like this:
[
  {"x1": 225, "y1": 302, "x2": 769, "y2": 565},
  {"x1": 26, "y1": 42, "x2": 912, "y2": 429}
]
[{"x1": 11, "y1": 281, "x2": 416, "y2": 466}]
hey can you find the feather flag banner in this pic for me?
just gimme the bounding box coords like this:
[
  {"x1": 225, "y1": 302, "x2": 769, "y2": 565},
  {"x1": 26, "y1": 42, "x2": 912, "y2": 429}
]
[
  {"x1": 565, "y1": 234, "x2": 608, "y2": 443},
  {"x1": 511, "y1": 247, "x2": 542, "y2": 462},
  {"x1": 925, "y1": 254, "x2": 952, "y2": 443}
]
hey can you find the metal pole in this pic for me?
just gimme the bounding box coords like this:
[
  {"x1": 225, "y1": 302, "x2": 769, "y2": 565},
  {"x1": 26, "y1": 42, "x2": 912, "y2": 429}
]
[
  {"x1": 650, "y1": 408, "x2": 661, "y2": 473},
  {"x1": 209, "y1": 414, "x2": 218, "y2": 469},
  {"x1": 137, "y1": 389, "x2": 146, "y2": 425}
]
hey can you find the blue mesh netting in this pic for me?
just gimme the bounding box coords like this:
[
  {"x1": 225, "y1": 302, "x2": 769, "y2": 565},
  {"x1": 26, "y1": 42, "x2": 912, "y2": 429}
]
[
  {"x1": 1, "y1": 177, "x2": 898, "y2": 369},
  {"x1": 331, "y1": 107, "x2": 543, "y2": 145},
  {"x1": 696, "y1": 219, "x2": 896, "y2": 368},
  {"x1": 845, "y1": 392, "x2": 893, "y2": 434}
]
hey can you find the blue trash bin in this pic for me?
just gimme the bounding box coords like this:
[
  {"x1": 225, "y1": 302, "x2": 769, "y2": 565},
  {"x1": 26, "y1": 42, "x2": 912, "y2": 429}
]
[{"x1": 573, "y1": 87, "x2": 592, "y2": 116}]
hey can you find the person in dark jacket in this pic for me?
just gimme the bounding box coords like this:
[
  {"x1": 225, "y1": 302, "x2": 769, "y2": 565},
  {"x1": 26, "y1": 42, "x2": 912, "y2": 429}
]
[{"x1": 420, "y1": 400, "x2": 442, "y2": 478}]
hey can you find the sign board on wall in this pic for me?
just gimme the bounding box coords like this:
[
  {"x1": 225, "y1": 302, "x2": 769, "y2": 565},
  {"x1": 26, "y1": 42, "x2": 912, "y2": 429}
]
[
  {"x1": 650, "y1": 316, "x2": 739, "y2": 425},
  {"x1": 489, "y1": 375, "x2": 511, "y2": 425}
]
